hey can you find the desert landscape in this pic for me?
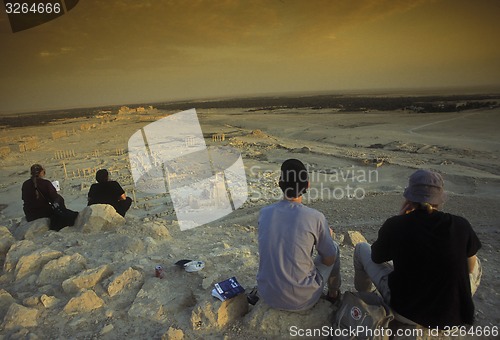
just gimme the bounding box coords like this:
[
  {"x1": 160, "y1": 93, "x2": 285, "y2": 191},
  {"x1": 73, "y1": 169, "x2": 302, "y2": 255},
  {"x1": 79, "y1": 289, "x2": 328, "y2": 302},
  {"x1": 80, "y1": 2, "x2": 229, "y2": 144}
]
[{"x1": 0, "y1": 94, "x2": 499, "y2": 339}]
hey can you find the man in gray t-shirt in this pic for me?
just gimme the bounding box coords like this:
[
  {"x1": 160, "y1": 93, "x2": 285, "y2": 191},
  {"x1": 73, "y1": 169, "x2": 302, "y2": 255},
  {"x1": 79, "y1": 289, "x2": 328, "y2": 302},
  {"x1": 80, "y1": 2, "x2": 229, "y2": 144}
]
[{"x1": 257, "y1": 159, "x2": 341, "y2": 311}]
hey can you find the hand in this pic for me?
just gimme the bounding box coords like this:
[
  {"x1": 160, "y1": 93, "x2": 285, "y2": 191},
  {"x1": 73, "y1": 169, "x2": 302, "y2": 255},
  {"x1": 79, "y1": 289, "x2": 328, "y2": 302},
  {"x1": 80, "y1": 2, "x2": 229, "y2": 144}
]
[
  {"x1": 399, "y1": 200, "x2": 413, "y2": 215},
  {"x1": 329, "y1": 226, "x2": 334, "y2": 237}
]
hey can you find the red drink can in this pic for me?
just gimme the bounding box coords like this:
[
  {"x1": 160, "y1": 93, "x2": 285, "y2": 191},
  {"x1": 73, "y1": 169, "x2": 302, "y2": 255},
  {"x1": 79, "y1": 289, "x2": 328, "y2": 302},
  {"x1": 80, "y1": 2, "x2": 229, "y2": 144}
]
[{"x1": 155, "y1": 265, "x2": 164, "y2": 279}]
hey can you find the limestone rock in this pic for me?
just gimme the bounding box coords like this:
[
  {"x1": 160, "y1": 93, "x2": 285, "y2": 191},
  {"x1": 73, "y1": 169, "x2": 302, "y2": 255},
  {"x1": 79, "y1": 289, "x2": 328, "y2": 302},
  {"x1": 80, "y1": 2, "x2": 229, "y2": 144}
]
[
  {"x1": 147, "y1": 221, "x2": 172, "y2": 240},
  {"x1": 100, "y1": 323, "x2": 114, "y2": 335},
  {"x1": 163, "y1": 326, "x2": 184, "y2": 340},
  {"x1": 37, "y1": 253, "x2": 87, "y2": 286},
  {"x1": 128, "y1": 279, "x2": 193, "y2": 323},
  {"x1": 0, "y1": 226, "x2": 15, "y2": 257},
  {"x1": 62, "y1": 264, "x2": 113, "y2": 294},
  {"x1": 2, "y1": 303, "x2": 39, "y2": 330},
  {"x1": 3, "y1": 240, "x2": 37, "y2": 273},
  {"x1": 25, "y1": 220, "x2": 51, "y2": 240},
  {"x1": 191, "y1": 293, "x2": 248, "y2": 330},
  {"x1": 23, "y1": 295, "x2": 41, "y2": 307},
  {"x1": 0, "y1": 289, "x2": 16, "y2": 320},
  {"x1": 63, "y1": 289, "x2": 104, "y2": 314},
  {"x1": 245, "y1": 299, "x2": 333, "y2": 336},
  {"x1": 40, "y1": 294, "x2": 59, "y2": 308},
  {"x1": 344, "y1": 230, "x2": 367, "y2": 247},
  {"x1": 13, "y1": 218, "x2": 50, "y2": 240},
  {"x1": 15, "y1": 248, "x2": 63, "y2": 281},
  {"x1": 291, "y1": 146, "x2": 311, "y2": 153},
  {"x1": 107, "y1": 267, "x2": 144, "y2": 297},
  {"x1": 334, "y1": 232, "x2": 345, "y2": 245},
  {"x1": 74, "y1": 204, "x2": 125, "y2": 233}
]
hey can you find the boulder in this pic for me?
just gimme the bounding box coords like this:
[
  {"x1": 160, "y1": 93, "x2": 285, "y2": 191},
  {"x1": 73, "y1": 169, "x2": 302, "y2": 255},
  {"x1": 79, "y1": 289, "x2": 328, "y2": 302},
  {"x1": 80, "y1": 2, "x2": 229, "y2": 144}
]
[
  {"x1": 3, "y1": 240, "x2": 37, "y2": 273},
  {"x1": 40, "y1": 294, "x2": 60, "y2": 308},
  {"x1": 344, "y1": 230, "x2": 367, "y2": 247},
  {"x1": 63, "y1": 289, "x2": 105, "y2": 314},
  {"x1": 14, "y1": 248, "x2": 63, "y2": 281},
  {"x1": 2, "y1": 303, "x2": 39, "y2": 330},
  {"x1": 191, "y1": 293, "x2": 248, "y2": 330},
  {"x1": 13, "y1": 218, "x2": 50, "y2": 240},
  {"x1": 128, "y1": 279, "x2": 194, "y2": 323},
  {"x1": 0, "y1": 226, "x2": 15, "y2": 258},
  {"x1": 244, "y1": 299, "x2": 334, "y2": 337},
  {"x1": 62, "y1": 264, "x2": 113, "y2": 294},
  {"x1": 146, "y1": 221, "x2": 172, "y2": 240},
  {"x1": 100, "y1": 323, "x2": 115, "y2": 336},
  {"x1": 163, "y1": 326, "x2": 184, "y2": 340},
  {"x1": 74, "y1": 204, "x2": 125, "y2": 233},
  {"x1": 37, "y1": 253, "x2": 87, "y2": 286},
  {"x1": 0, "y1": 289, "x2": 16, "y2": 320},
  {"x1": 107, "y1": 267, "x2": 144, "y2": 297},
  {"x1": 291, "y1": 146, "x2": 311, "y2": 153}
]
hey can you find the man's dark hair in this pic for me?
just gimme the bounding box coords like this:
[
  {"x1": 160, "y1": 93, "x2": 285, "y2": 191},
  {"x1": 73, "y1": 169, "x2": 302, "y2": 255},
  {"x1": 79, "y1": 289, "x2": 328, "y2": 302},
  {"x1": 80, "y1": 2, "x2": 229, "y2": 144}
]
[
  {"x1": 279, "y1": 159, "x2": 309, "y2": 198},
  {"x1": 96, "y1": 169, "x2": 109, "y2": 183}
]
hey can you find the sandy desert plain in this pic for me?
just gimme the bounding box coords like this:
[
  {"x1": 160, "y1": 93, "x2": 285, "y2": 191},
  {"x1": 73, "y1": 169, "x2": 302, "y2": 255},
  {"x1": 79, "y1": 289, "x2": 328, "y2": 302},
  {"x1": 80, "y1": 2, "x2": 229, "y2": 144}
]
[{"x1": 0, "y1": 94, "x2": 499, "y2": 339}]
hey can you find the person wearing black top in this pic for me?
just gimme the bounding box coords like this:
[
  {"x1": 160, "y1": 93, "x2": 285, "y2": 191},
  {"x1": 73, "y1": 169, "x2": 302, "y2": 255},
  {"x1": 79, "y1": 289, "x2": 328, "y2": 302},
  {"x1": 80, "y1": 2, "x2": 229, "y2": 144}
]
[
  {"x1": 22, "y1": 164, "x2": 61, "y2": 221},
  {"x1": 88, "y1": 169, "x2": 132, "y2": 217},
  {"x1": 22, "y1": 164, "x2": 77, "y2": 230},
  {"x1": 353, "y1": 169, "x2": 482, "y2": 329}
]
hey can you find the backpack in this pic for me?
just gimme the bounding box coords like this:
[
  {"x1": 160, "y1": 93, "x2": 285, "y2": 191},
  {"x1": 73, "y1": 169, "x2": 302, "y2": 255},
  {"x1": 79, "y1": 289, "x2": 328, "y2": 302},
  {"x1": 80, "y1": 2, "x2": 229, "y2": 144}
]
[{"x1": 330, "y1": 291, "x2": 394, "y2": 340}]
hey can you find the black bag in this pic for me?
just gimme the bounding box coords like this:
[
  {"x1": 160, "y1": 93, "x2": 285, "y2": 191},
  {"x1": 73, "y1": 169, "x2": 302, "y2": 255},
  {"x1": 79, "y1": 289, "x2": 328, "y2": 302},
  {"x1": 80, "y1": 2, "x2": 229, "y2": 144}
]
[
  {"x1": 49, "y1": 203, "x2": 78, "y2": 231},
  {"x1": 36, "y1": 187, "x2": 78, "y2": 231}
]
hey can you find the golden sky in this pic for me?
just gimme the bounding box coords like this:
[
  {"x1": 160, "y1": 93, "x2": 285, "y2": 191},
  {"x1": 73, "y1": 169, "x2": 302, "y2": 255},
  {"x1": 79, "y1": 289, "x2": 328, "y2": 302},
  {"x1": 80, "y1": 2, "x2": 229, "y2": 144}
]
[{"x1": 1, "y1": 0, "x2": 500, "y2": 113}]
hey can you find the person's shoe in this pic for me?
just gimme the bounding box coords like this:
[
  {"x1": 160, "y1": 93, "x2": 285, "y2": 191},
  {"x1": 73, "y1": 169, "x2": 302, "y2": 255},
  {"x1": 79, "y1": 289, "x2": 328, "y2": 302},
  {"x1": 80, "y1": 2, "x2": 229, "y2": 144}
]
[
  {"x1": 322, "y1": 289, "x2": 341, "y2": 304},
  {"x1": 247, "y1": 286, "x2": 259, "y2": 305}
]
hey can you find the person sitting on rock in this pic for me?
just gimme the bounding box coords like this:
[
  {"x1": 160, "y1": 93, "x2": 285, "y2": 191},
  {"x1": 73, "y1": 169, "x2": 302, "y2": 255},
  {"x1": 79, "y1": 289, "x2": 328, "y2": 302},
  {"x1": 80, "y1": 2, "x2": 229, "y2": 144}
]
[
  {"x1": 256, "y1": 159, "x2": 341, "y2": 311},
  {"x1": 22, "y1": 164, "x2": 77, "y2": 230},
  {"x1": 353, "y1": 169, "x2": 482, "y2": 329},
  {"x1": 22, "y1": 164, "x2": 63, "y2": 221},
  {"x1": 88, "y1": 169, "x2": 132, "y2": 217}
]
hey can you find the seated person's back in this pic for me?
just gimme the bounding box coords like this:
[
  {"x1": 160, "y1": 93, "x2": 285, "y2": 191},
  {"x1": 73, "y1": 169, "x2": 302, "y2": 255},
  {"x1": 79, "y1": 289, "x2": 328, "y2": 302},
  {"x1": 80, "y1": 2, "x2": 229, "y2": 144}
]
[
  {"x1": 88, "y1": 180, "x2": 124, "y2": 205},
  {"x1": 257, "y1": 159, "x2": 341, "y2": 311},
  {"x1": 22, "y1": 164, "x2": 59, "y2": 221},
  {"x1": 88, "y1": 169, "x2": 132, "y2": 217}
]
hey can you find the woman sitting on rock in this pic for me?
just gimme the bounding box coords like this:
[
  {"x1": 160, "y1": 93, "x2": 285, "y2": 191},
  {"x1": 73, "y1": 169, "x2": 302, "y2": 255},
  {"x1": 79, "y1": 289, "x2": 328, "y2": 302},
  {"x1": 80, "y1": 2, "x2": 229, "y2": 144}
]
[{"x1": 21, "y1": 164, "x2": 77, "y2": 230}]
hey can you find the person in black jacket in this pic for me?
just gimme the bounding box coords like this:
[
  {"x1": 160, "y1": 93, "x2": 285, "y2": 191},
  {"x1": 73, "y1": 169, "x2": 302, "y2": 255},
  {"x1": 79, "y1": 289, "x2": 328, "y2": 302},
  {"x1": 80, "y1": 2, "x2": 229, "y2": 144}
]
[
  {"x1": 353, "y1": 169, "x2": 482, "y2": 329},
  {"x1": 22, "y1": 164, "x2": 77, "y2": 230},
  {"x1": 88, "y1": 169, "x2": 132, "y2": 217},
  {"x1": 22, "y1": 164, "x2": 62, "y2": 221}
]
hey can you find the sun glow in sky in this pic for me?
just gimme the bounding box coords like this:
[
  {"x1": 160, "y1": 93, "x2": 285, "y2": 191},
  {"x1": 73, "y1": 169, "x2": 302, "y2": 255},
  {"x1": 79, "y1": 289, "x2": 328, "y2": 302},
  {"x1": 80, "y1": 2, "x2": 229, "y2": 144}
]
[{"x1": 1, "y1": 0, "x2": 500, "y2": 113}]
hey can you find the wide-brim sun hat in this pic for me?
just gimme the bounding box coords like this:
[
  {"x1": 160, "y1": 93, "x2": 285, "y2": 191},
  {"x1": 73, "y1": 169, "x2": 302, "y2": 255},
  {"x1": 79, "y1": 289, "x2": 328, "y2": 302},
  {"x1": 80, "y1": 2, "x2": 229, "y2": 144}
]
[{"x1": 403, "y1": 169, "x2": 447, "y2": 205}]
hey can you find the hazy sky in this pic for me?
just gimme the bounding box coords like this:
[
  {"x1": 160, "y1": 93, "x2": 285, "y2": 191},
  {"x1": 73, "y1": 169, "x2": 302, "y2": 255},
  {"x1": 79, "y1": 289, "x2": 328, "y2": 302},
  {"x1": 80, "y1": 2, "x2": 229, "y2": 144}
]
[{"x1": 1, "y1": 0, "x2": 500, "y2": 113}]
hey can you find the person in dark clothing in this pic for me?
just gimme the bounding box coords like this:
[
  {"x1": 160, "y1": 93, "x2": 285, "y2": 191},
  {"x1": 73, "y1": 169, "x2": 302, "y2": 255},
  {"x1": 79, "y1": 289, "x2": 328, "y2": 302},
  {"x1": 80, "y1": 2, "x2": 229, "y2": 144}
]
[
  {"x1": 353, "y1": 169, "x2": 482, "y2": 329},
  {"x1": 22, "y1": 164, "x2": 77, "y2": 230},
  {"x1": 88, "y1": 169, "x2": 132, "y2": 217},
  {"x1": 22, "y1": 164, "x2": 61, "y2": 221}
]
